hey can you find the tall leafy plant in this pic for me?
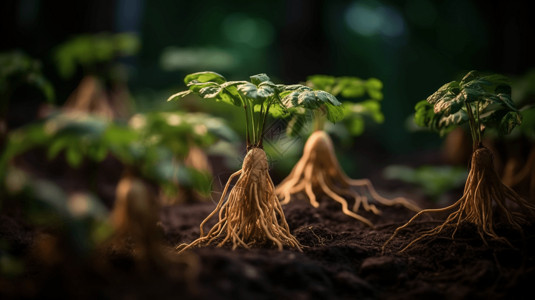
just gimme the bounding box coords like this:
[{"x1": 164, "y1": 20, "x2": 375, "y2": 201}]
[
  {"x1": 276, "y1": 75, "x2": 419, "y2": 227},
  {"x1": 384, "y1": 70, "x2": 535, "y2": 252},
  {"x1": 169, "y1": 71, "x2": 342, "y2": 251}
]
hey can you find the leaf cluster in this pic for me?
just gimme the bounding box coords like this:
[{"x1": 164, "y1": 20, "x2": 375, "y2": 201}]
[
  {"x1": 168, "y1": 71, "x2": 343, "y2": 147},
  {"x1": 415, "y1": 70, "x2": 521, "y2": 138},
  {"x1": 287, "y1": 75, "x2": 384, "y2": 137},
  {"x1": 54, "y1": 32, "x2": 140, "y2": 79},
  {"x1": 1, "y1": 110, "x2": 229, "y2": 197},
  {"x1": 0, "y1": 51, "x2": 55, "y2": 102}
]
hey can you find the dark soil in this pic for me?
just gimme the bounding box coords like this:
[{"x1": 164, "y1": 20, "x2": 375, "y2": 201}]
[{"x1": 2, "y1": 190, "x2": 535, "y2": 300}]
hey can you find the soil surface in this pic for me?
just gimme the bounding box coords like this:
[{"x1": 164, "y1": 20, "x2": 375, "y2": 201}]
[{"x1": 2, "y1": 188, "x2": 535, "y2": 300}]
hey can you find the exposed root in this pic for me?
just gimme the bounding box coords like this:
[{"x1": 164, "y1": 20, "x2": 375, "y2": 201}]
[
  {"x1": 383, "y1": 147, "x2": 535, "y2": 253},
  {"x1": 62, "y1": 75, "x2": 131, "y2": 120},
  {"x1": 276, "y1": 131, "x2": 419, "y2": 226},
  {"x1": 177, "y1": 148, "x2": 302, "y2": 252},
  {"x1": 104, "y1": 172, "x2": 171, "y2": 270},
  {"x1": 502, "y1": 146, "x2": 535, "y2": 201}
]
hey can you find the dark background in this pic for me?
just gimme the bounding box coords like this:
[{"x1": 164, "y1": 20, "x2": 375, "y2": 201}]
[{"x1": 1, "y1": 0, "x2": 534, "y2": 155}]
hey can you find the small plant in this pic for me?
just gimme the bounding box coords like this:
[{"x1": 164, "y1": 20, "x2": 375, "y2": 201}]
[
  {"x1": 0, "y1": 51, "x2": 54, "y2": 148},
  {"x1": 54, "y1": 32, "x2": 140, "y2": 119},
  {"x1": 276, "y1": 75, "x2": 419, "y2": 226},
  {"x1": 128, "y1": 111, "x2": 238, "y2": 203},
  {"x1": 499, "y1": 70, "x2": 535, "y2": 200},
  {"x1": 168, "y1": 71, "x2": 343, "y2": 251},
  {"x1": 383, "y1": 70, "x2": 535, "y2": 252}
]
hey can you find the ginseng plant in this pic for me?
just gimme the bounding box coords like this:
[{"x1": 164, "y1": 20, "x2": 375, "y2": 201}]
[
  {"x1": 383, "y1": 70, "x2": 535, "y2": 252},
  {"x1": 276, "y1": 75, "x2": 419, "y2": 227},
  {"x1": 168, "y1": 71, "x2": 343, "y2": 251}
]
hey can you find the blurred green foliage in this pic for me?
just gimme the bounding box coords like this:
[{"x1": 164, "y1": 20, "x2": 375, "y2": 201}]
[
  {"x1": 54, "y1": 32, "x2": 140, "y2": 79},
  {"x1": 3, "y1": 165, "x2": 112, "y2": 255},
  {"x1": 0, "y1": 51, "x2": 54, "y2": 102},
  {"x1": 383, "y1": 164, "x2": 467, "y2": 201},
  {"x1": 1, "y1": 109, "x2": 238, "y2": 199}
]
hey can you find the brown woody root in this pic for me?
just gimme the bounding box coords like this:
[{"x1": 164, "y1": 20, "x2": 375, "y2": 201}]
[
  {"x1": 383, "y1": 147, "x2": 535, "y2": 253},
  {"x1": 177, "y1": 148, "x2": 302, "y2": 252},
  {"x1": 276, "y1": 131, "x2": 420, "y2": 227},
  {"x1": 63, "y1": 75, "x2": 131, "y2": 120},
  {"x1": 502, "y1": 146, "x2": 535, "y2": 201},
  {"x1": 108, "y1": 172, "x2": 163, "y2": 261}
]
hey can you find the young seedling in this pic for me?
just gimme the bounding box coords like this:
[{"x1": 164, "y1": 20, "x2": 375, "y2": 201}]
[
  {"x1": 128, "y1": 111, "x2": 238, "y2": 204},
  {"x1": 0, "y1": 51, "x2": 54, "y2": 150},
  {"x1": 54, "y1": 33, "x2": 140, "y2": 120},
  {"x1": 276, "y1": 75, "x2": 419, "y2": 227},
  {"x1": 168, "y1": 71, "x2": 343, "y2": 251},
  {"x1": 383, "y1": 70, "x2": 535, "y2": 252}
]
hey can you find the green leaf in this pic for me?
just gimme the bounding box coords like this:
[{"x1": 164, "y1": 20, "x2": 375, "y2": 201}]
[
  {"x1": 324, "y1": 103, "x2": 345, "y2": 123},
  {"x1": 434, "y1": 91, "x2": 464, "y2": 116},
  {"x1": 365, "y1": 78, "x2": 383, "y2": 90},
  {"x1": 47, "y1": 138, "x2": 69, "y2": 160},
  {"x1": 339, "y1": 82, "x2": 365, "y2": 98},
  {"x1": 237, "y1": 82, "x2": 275, "y2": 100},
  {"x1": 286, "y1": 112, "x2": 310, "y2": 137},
  {"x1": 306, "y1": 75, "x2": 336, "y2": 92},
  {"x1": 348, "y1": 116, "x2": 365, "y2": 136},
  {"x1": 414, "y1": 100, "x2": 434, "y2": 128},
  {"x1": 364, "y1": 78, "x2": 384, "y2": 100},
  {"x1": 250, "y1": 73, "x2": 270, "y2": 85},
  {"x1": 315, "y1": 90, "x2": 341, "y2": 106},
  {"x1": 199, "y1": 85, "x2": 222, "y2": 98},
  {"x1": 237, "y1": 82, "x2": 259, "y2": 99},
  {"x1": 427, "y1": 81, "x2": 457, "y2": 105},
  {"x1": 186, "y1": 81, "x2": 218, "y2": 93},
  {"x1": 438, "y1": 110, "x2": 467, "y2": 129},
  {"x1": 499, "y1": 111, "x2": 522, "y2": 135},
  {"x1": 66, "y1": 145, "x2": 83, "y2": 168},
  {"x1": 184, "y1": 71, "x2": 226, "y2": 85},
  {"x1": 167, "y1": 90, "x2": 192, "y2": 101}
]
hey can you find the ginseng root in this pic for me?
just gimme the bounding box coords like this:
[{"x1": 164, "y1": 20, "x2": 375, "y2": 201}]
[
  {"x1": 276, "y1": 131, "x2": 420, "y2": 227},
  {"x1": 177, "y1": 148, "x2": 302, "y2": 252},
  {"x1": 383, "y1": 147, "x2": 535, "y2": 253}
]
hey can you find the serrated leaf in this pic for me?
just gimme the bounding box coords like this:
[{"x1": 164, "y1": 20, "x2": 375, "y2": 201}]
[
  {"x1": 434, "y1": 91, "x2": 464, "y2": 116},
  {"x1": 250, "y1": 73, "x2": 270, "y2": 85},
  {"x1": 199, "y1": 85, "x2": 222, "y2": 98},
  {"x1": 427, "y1": 81, "x2": 457, "y2": 105},
  {"x1": 315, "y1": 90, "x2": 341, "y2": 106},
  {"x1": 325, "y1": 103, "x2": 345, "y2": 123},
  {"x1": 237, "y1": 82, "x2": 259, "y2": 99},
  {"x1": 437, "y1": 110, "x2": 467, "y2": 129},
  {"x1": 184, "y1": 71, "x2": 226, "y2": 85},
  {"x1": 286, "y1": 113, "x2": 310, "y2": 137}
]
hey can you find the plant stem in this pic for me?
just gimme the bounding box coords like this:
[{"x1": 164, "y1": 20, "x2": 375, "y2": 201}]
[
  {"x1": 248, "y1": 99, "x2": 256, "y2": 146},
  {"x1": 243, "y1": 104, "x2": 250, "y2": 148},
  {"x1": 313, "y1": 108, "x2": 326, "y2": 131},
  {"x1": 259, "y1": 103, "x2": 271, "y2": 148},
  {"x1": 464, "y1": 102, "x2": 480, "y2": 151}
]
